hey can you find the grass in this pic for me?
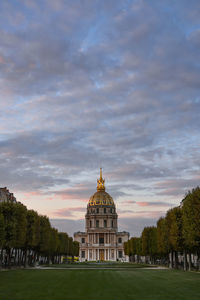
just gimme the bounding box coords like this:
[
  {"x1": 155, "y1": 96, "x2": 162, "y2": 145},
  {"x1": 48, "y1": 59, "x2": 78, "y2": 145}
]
[
  {"x1": 1, "y1": 268, "x2": 200, "y2": 300},
  {"x1": 44, "y1": 262, "x2": 152, "y2": 268}
]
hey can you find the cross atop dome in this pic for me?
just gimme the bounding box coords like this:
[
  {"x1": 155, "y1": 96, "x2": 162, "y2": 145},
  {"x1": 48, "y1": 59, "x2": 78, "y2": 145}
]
[{"x1": 97, "y1": 168, "x2": 105, "y2": 191}]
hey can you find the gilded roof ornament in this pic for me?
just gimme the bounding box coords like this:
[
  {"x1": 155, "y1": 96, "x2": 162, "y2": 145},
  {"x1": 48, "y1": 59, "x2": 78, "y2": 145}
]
[{"x1": 97, "y1": 168, "x2": 105, "y2": 191}]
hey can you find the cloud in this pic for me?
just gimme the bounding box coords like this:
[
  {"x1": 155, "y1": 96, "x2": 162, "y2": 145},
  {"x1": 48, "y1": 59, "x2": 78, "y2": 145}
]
[
  {"x1": 0, "y1": 0, "x2": 199, "y2": 229},
  {"x1": 154, "y1": 177, "x2": 200, "y2": 197},
  {"x1": 136, "y1": 201, "x2": 173, "y2": 207},
  {"x1": 54, "y1": 207, "x2": 86, "y2": 217},
  {"x1": 50, "y1": 216, "x2": 163, "y2": 238},
  {"x1": 50, "y1": 218, "x2": 85, "y2": 237},
  {"x1": 117, "y1": 208, "x2": 165, "y2": 219},
  {"x1": 123, "y1": 200, "x2": 136, "y2": 205},
  {"x1": 118, "y1": 217, "x2": 159, "y2": 237}
]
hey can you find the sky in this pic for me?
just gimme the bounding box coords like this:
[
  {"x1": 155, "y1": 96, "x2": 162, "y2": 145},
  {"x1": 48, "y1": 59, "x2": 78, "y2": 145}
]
[{"x1": 0, "y1": 0, "x2": 200, "y2": 237}]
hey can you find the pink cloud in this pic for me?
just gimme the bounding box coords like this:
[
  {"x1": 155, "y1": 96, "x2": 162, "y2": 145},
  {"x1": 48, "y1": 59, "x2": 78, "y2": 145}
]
[
  {"x1": 49, "y1": 184, "x2": 92, "y2": 202},
  {"x1": 0, "y1": 56, "x2": 5, "y2": 64},
  {"x1": 136, "y1": 201, "x2": 172, "y2": 207},
  {"x1": 123, "y1": 200, "x2": 136, "y2": 205},
  {"x1": 54, "y1": 207, "x2": 86, "y2": 217},
  {"x1": 23, "y1": 191, "x2": 44, "y2": 197},
  {"x1": 137, "y1": 202, "x2": 149, "y2": 207}
]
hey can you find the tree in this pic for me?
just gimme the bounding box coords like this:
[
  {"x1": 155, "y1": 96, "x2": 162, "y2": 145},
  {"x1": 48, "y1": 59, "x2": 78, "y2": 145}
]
[
  {"x1": 38, "y1": 215, "x2": 51, "y2": 263},
  {"x1": 14, "y1": 203, "x2": 27, "y2": 265},
  {"x1": 0, "y1": 202, "x2": 17, "y2": 266},
  {"x1": 0, "y1": 212, "x2": 5, "y2": 267},
  {"x1": 182, "y1": 187, "x2": 200, "y2": 270},
  {"x1": 157, "y1": 217, "x2": 169, "y2": 257},
  {"x1": 0, "y1": 212, "x2": 5, "y2": 248},
  {"x1": 166, "y1": 207, "x2": 183, "y2": 269},
  {"x1": 73, "y1": 241, "x2": 79, "y2": 257},
  {"x1": 25, "y1": 210, "x2": 40, "y2": 266},
  {"x1": 141, "y1": 227, "x2": 158, "y2": 264},
  {"x1": 0, "y1": 201, "x2": 76, "y2": 268}
]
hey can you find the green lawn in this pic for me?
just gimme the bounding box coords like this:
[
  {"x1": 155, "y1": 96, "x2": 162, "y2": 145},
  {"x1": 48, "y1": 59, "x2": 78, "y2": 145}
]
[
  {"x1": 44, "y1": 262, "x2": 152, "y2": 268},
  {"x1": 0, "y1": 268, "x2": 200, "y2": 300}
]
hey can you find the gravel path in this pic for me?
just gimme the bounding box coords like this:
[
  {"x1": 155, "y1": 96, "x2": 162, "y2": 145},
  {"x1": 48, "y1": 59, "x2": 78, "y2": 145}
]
[{"x1": 34, "y1": 266, "x2": 168, "y2": 270}]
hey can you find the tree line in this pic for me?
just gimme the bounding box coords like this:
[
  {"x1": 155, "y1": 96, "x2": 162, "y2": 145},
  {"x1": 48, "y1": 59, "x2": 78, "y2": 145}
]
[
  {"x1": 124, "y1": 186, "x2": 200, "y2": 271},
  {"x1": 0, "y1": 201, "x2": 79, "y2": 268}
]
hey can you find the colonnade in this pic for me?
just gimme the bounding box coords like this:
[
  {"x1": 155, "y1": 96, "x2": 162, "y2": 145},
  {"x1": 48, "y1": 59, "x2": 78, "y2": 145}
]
[
  {"x1": 88, "y1": 232, "x2": 116, "y2": 245},
  {"x1": 87, "y1": 248, "x2": 117, "y2": 261}
]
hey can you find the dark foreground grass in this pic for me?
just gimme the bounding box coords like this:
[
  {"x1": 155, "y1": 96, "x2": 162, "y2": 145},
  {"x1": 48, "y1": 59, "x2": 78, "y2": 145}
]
[
  {"x1": 0, "y1": 269, "x2": 200, "y2": 300},
  {"x1": 44, "y1": 262, "x2": 151, "y2": 268}
]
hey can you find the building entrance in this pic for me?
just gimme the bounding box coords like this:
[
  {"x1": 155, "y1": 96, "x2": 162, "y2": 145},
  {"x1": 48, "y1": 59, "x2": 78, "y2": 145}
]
[{"x1": 99, "y1": 249, "x2": 104, "y2": 261}]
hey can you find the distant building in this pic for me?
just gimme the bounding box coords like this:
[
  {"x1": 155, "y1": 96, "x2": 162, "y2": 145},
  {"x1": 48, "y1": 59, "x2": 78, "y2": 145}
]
[
  {"x1": 74, "y1": 169, "x2": 129, "y2": 262},
  {"x1": 0, "y1": 187, "x2": 17, "y2": 203}
]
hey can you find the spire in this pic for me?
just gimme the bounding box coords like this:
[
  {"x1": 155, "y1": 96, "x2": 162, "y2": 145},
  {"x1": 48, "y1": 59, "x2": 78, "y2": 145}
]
[
  {"x1": 97, "y1": 168, "x2": 105, "y2": 191},
  {"x1": 100, "y1": 167, "x2": 102, "y2": 180}
]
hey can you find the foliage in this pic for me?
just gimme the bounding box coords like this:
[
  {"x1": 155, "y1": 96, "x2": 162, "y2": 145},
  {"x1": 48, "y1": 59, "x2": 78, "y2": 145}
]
[
  {"x1": 182, "y1": 187, "x2": 200, "y2": 251},
  {"x1": 0, "y1": 202, "x2": 79, "y2": 267},
  {"x1": 126, "y1": 186, "x2": 200, "y2": 270}
]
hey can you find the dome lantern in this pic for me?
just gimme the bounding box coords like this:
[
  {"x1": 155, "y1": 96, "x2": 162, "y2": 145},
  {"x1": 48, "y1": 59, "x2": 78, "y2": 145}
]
[{"x1": 97, "y1": 168, "x2": 105, "y2": 191}]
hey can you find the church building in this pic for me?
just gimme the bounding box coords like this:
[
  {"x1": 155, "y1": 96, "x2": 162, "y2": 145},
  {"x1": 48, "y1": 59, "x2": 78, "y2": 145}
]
[{"x1": 74, "y1": 169, "x2": 129, "y2": 261}]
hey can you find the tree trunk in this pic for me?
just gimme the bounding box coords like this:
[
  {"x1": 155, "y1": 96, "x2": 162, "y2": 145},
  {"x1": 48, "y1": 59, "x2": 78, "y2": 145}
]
[
  {"x1": 198, "y1": 252, "x2": 200, "y2": 271},
  {"x1": 0, "y1": 248, "x2": 3, "y2": 268},
  {"x1": 24, "y1": 249, "x2": 28, "y2": 268},
  {"x1": 188, "y1": 252, "x2": 192, "y2": 271},
  {"x1": 6, "y1": 248, "x2": 11, "y2": 268},
  {"x1": 169, "y1": 251, "x2": 173, "y2": 269},
  {"x1": 173, "y1": 251, "x2": 177, "y2": 269},
  {"x1": 183, "y1": 250, "x2": 187, "y2": 271}
]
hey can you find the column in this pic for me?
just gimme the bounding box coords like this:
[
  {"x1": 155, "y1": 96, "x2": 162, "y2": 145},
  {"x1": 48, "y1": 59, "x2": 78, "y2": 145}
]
[{"x1": 113, "y1": 249, "x2": 116, "y2": 261}]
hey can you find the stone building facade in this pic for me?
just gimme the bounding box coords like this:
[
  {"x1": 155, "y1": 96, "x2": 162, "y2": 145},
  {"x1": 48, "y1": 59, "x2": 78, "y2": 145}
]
[
  {"x1": 74, "y1": 169, "x2": 129, "y2": 261},
  {"x1": 0, "y1": 187, "x2": 16, "y2": 203}
]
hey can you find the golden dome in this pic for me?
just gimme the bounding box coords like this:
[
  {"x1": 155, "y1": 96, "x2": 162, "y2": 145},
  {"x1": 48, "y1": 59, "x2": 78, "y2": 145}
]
[
  {"x1": 88, "y1": 191, "x2": 114, "y2": 206},
  {"x1": 88, "y1": 168, "x2": 115, "y2": 206}
]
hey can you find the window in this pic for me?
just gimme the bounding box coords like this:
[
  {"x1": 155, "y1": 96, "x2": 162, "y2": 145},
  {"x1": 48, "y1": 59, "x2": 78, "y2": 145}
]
[
  {"x1": 110, "y1": 208, "x2": 112, "y2": 213},
  {"x1": 111, "y1": 220, "x2": 114, "y2": 228},
  {"x1": 90, "y1": 220, "x2": 92, "y2": 228},
  {"x1": 104, "y1": 207, "x2": 106, "y2": 213},
  {"x1": 96, "y1": 220, "x2": 99, "y2": 228},
  {"x1": 96, "y1": 208, "x2": 99, "y2": 213},
  {"x1": 118, "y1": 237, "x2": 122, "y2": 244},
  {"x1": 81, "y1": 238, "x2": 85, "y2": 244},
  {"x1": 111, "y1": 249, "x2": 114, "y2": 259},
  {"x1": 99, "y1": 233, "x2": 104, "y2": 244},
  {"x1": 104, "y1": 220, "x2": 107, "y2": 228},
  {"x1": 118, "y1": 251, "x2": 122, "y2": 258},
  {"x1": 81, "y1": 251, "x2": 85, "y2": 258}
]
